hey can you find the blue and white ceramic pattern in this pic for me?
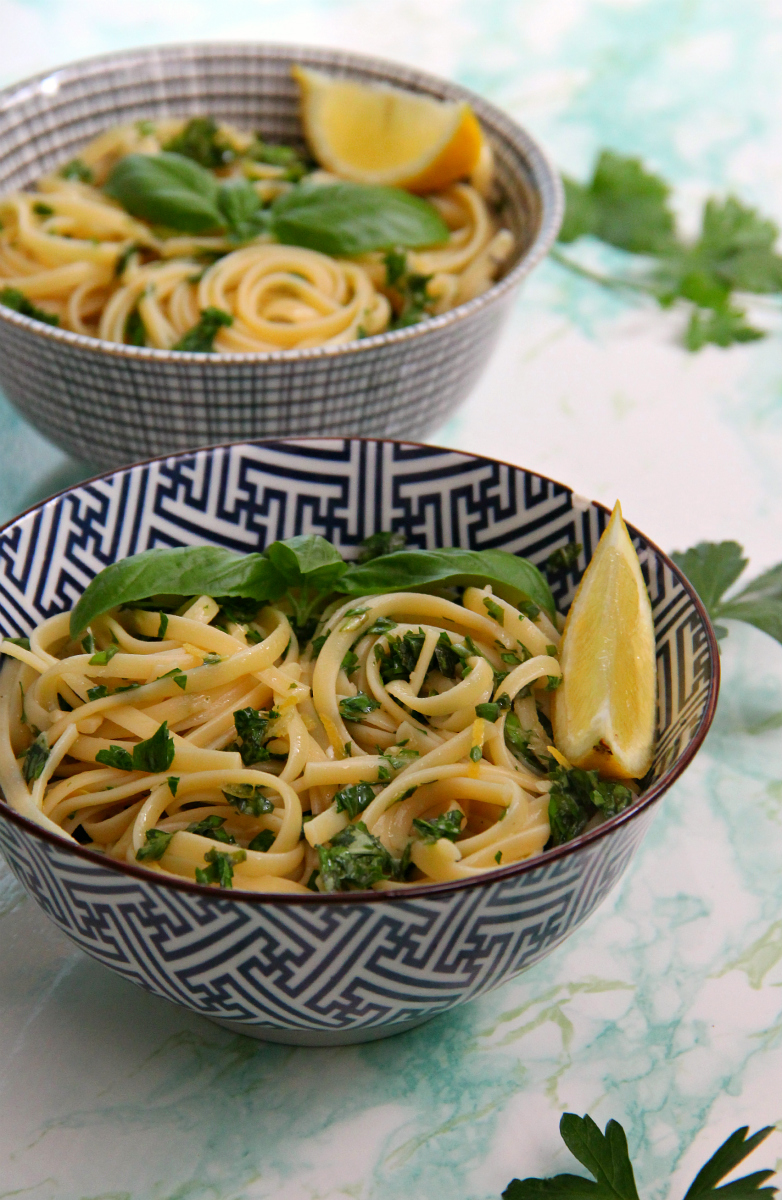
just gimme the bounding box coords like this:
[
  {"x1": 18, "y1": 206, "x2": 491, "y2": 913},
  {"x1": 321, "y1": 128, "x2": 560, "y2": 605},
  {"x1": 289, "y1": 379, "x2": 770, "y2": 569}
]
[{"x1": 0, "y1": 439, "x2": 718, "y2": 1045}]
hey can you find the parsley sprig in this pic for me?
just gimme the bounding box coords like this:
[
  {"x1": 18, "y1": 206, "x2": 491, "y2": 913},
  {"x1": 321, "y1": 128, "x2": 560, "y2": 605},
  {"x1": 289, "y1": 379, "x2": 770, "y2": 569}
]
[
  {"x1": 503, "y1": 1113, "x2": 776, "y2": 1200},
  {"x1": 554, "y1": 149, "x2": 782, "y2": 350},
  {"x1": 671, "y1": 541, "x2": 782, "y2": 645}
]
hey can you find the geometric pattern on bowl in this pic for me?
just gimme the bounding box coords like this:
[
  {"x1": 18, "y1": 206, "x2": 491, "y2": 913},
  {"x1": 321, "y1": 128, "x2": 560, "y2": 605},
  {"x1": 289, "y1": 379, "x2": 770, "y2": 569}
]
[
  {"x1": 0, "y1": 44, "x2": 563, "y2": 467},
  {"x1": 0, "y1": 439, "x2": 718, "y2": 1043}
]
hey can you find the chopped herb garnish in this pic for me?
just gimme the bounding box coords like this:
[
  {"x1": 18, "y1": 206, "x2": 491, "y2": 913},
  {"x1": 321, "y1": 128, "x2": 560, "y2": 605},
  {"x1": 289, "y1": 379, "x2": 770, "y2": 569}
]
[
  {"x1": 367, "y1": 616, "x2": 397, "y2": 636},
  {"x1": 382, "y1": 745, "x2": 420, "y2": 772},
  {"x1": 60, "y1": 158, "x2": 94, "y2": 183},
  {"x1": 124, "y1": 306, "x2": 146, "y2": 346},
  {"x1": 232, "y1": 707, "x2": 275, "y2": 766},
  {"x1": 333, "y1": 781, "x2": 377, "y2": 819},
  {"x1": 195, "y1": 847, "x2": 246, "y2": 887},
  {"x1": 163, "y1": 117, "x2": 236, "y2": 168},
  {"x1": 483, "y1": 596, "x2": 505, "y2": 625},
  {"x1": 375, "y1": 629, "x2": 426, "y2": 684},
  {"x1": 33, "y1": 202, "x2": 54, "y2": 216},
  {"x1": 547, "y1": 764, "x2": 633, "y2": 847},
  {"x1": 0, "y1": 287, "x2": 59, "y2": 327},
  {"x1": 316, "y1": 821, "x2": 406, "y2": 892},
  {"x1": 475, "y1": 695, "x2": 511, "y2": 722},
  {"x1": 341, "y1": 649, "x2": 360, "y2": 676},
  {"x1": 222, "y1": 783, "x2": 274, "y2": 817},
  {"x1": 172, "y1": 306, "x2": 233, "y2": 352},
  {"x1": 167, "y1": 776, "x2": 179, "y2": 796},
  {"x1": 136, "y1": 828, "x2": 174, "y2": 861},
  {"x1": 248, "y1": 829, "x2": 275, "y2": 853},
  {"x1": 81, "y1": 633, "x2": 95, "y2": 654},
  {"x1": 202, "y1": 652, "x2": 221, "y2": 665},
  {"x1": 89, "y1": 645, "x2": 118, "y2": 666},
  {"x1": 186, "y1": 814, "x2": 236, "y2": 843},
  {"x1": 132, "y1": 720, "x2": 176, "y2": 773},
  {"x1": 545, "y1": 543, "x2": 582, "y2": 574},
  {"x1": 412, "y1": 810, "x2": 463, "y2": 842},
  {"x1": 22, "y1": 732, "x2": 49, "y2": 783},
  {"x1": 311, "y1": 634, "x2": 328, "y2": 657},
  {"x1": 157, "y1": 612, "x2": 169, "y2": 639},
  {"x1": 4, "y1": 636, "x2": 31, "y2": 651},
  {"x1": 87, "y1": 684, "x2": 109, "y2": 701},
  {"x1": 495, "y1": 850, "x2": 503, "y2": 864},
  {"x1": 339, "y1": 692, "x2": 381, "y2": 720},
  {"x1": 518, "y1": 599, "x2": 541, "y2": 621},
  {"x1": 95, "y1": 744, "x2": 134, "y2": 771},
  {"x1": 469, "y1": 744, "x2": 483, "y2": 763}
]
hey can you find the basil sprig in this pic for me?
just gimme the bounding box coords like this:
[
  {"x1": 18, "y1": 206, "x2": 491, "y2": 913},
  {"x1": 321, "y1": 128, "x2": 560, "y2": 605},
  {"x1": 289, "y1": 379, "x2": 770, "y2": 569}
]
[
  {"x1": 69, "y1": 536, "x2": 554, "y2": 637},
  {"x1": 104, "y1": 152, "x2": 449, "y2": 253}
]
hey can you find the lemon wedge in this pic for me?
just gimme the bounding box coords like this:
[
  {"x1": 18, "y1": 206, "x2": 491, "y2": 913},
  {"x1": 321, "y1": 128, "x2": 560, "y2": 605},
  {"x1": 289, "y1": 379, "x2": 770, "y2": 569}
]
[
  {"x1": 293, "y1": 66, "x2": 484, "y2": 193},
  {"x1": 552, "y1": 502, "x2": 656, "y2": 780}
]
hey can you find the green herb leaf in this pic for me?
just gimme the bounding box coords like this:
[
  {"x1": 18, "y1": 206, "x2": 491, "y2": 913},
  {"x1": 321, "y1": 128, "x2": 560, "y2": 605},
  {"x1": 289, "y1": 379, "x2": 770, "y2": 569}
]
[
  {"x1": 22, "y1": 732, "x2": 49, "y2": 783},
  {"x1": 105, "y1": 152, "x2": 224, "y2": 233},
  {"x1": 340, "y1": 547, "x2": 556, "y2": 618},
  {"x1": 0, "y1": 287, "x2": 59, "y2": 327},
  {"x1": 157, "y1": 612, "x2": 169, "y2": 639},
  {"x1": 69, "y1": 545, "x2": 286, "y2": 636},
  {"x1": 546, "y1": 543, "x2": 582, "y2": 574},
  {"x1": 87, "y1": 684, "x2": 109, "y2": 701},
  {"x1": 248, "y1": 829, "x2": 275, "y2": 853},
  {"x1": 341, "y1": 649, "x2": 360, "y2": 676},
  {"x1": 186, "y1": 814, "x2": 236, "y2": 843},
  {"x1": 60, "y1": 158, "x2": 94, "y2": 183},
  {"x1": 95, "y1": 745, "x2": 134, "y2": 771},
  {"x1": 136, "y1": 828, "x2": 174, "y2": 861},
  {"x1": 131, "y1": 721, "x2": 175, "y2": 773},
  {"x1": 232, "y1": 707, "x2": 275, "y2": 766},
  {"x1": 483, "y1": 596, "x2": 505, "y2": 625},
  {"x1": 358, "y1": 531, "x2": 407, "y2": 564},
  {"x1": 682, "y1": 1125, "x2": 777, "y2": 1200},
  {"x1": 195, "y1": 846, "x2": 246, "y2": 887},
  {"x1": 246, "y1": 138, "x2": 309, "y2": 180},
  {"x1": 316, "y1": 821, "x2": 405, "y2": 892},
  {"x1": 163, "y1": 117, "x2": 236, "y2": 169},
  {"x1": 334, "y1": 781, "x2": 377, "y2": 819},
  {"x1": 217, "y1": 180, "x2": 269, "y2": 241},
  {"x1": 167, "y1": 776, "x2": 179, "y2": 796},
  {"x1": 3, "y1": 636, "x2": 31, "y2": 652},
  {"x1": 89, "y1": 644, "x2": 118, "y2": 666},
  {"x1": 222, "y1": 783, "x2": 274, "y2": 816},
  {"x1": 670, "y1": 541, "x2": 748, "y2": 614},
  {"x1": 172, "y1": 305, "x2": 233, "y2": 352},
  {"x1": 559, "y1": 151, "x2": 675, "y2": 255},
  {"x1": 412, "y1": 810, "x2": 463, "y2": 842},
  {"x1": 685, "y1": 305, "x2": 764, "y2": 351},
  {"x1": 339, "y1": 692, "x2": 381, "y2": 720},
  {"x1": 270, "y1": 182, "x2": 449, "y2": 256},
  {"x1": 669, "y1": 540, "x2": 782, "y2": 645}
]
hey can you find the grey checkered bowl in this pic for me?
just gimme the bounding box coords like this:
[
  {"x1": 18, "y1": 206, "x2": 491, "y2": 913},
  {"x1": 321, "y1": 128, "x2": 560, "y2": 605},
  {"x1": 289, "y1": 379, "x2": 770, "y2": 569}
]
[
  {"x1": 0, "y1": 438, "x2": 718, "y2": 1045},
  {"x1": 0, "y1": 43, "x2": 563, "y2": 468}
]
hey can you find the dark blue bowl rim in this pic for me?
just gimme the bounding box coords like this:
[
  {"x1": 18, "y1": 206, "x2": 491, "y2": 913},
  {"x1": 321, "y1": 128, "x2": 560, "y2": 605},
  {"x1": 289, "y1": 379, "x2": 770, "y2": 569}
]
[
  {"x1": 0, "y1": 40, "x2": 564, "y2": 362},
  {"x1": 0, "y1": 437, "x2": 720, "y2": 904}
]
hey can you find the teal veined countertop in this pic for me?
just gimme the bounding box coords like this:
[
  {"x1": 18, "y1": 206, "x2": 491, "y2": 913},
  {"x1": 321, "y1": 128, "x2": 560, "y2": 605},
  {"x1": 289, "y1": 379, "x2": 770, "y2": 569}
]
[{"x1": 1, "y1": 1, "x2": 782, "y2": 1197}]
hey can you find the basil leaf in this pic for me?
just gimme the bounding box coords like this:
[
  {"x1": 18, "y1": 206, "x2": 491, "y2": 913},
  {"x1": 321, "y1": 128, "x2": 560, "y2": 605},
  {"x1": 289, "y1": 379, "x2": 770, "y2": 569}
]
[
  {"x1": 104, "y1": 152, "x2": 224, "y2": 234},
  {"x1": 270, "y1": 182, "x2": 449, "y2": 256},
  {"x1": 265, "y1": 535, "x2": 349, "y2": 590},
  {"x1": 70, "y1": 546, "x2": 286, "y2": 636},
  {"x1": 340, "y1": 548, "x2": 556, "y2": 619},
  {"x1": 217, "y1": 181, "x2": 270, "y2": 241}
]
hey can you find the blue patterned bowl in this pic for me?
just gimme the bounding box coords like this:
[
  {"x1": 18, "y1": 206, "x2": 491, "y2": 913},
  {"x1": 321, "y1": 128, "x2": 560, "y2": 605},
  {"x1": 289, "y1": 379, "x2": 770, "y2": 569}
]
[
  {"x1": 0, "y1": 439, "x2": 718, "y2": 1045},
  {"x1": 0, "y1": 43, "x2": 562, "y2": 468}
]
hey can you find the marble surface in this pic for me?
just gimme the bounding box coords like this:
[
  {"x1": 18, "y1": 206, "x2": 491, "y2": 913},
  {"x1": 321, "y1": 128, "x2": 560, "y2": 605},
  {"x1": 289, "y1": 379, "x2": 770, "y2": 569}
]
[{"x1": 2, "y1": 1, "x2": 782, "y2": 1196}]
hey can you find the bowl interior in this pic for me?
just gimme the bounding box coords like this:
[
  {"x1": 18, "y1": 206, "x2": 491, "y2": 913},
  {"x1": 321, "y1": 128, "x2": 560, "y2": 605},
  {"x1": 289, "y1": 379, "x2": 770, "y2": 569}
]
[
  {"x1": 0, "y1": 42, "x2": 547, "y2": 289},
  {"x1": 0, "y1": 439, "x2": 716, "y2": 812}
]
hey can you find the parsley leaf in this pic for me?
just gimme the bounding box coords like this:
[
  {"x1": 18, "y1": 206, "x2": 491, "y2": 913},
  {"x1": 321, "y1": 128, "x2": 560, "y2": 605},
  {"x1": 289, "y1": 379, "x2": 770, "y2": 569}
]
[
  {"x1": 559, "y1": 151, "x2": 675, "y2": 254},
  {"x1": 22, "y1": 732, "x2": 49, "y2": 783},
  {"x1": 0, "y1": 287, "x2": 60, "y2": 327},
  {"x1": 547, "y1": 764, "x2": 633, "y2": 847},
  {"x1": 339, "y1": 692, "x2": 381, "y2": 720},
  {"x1": 89, "y1": 644, "x2": 118, "y2": 665},
  {"x1": 412, "y1": 810, "x2": 463, "y2": 842},
  {"x1": 222, "y1": 783, "x2": 274, "y2": 816},
  {"x1": 60, "y1": 158, "x2": 94, "y2": 183},
  {"x1": 195, "y1": 847, "x2": 246, "y2": 887},
  {"x1": 316, "y1": 821, "x2": 406, "y2": 892},
  {"x1": 671, "y1": 540, "x2": 782, "y2": 645},
  {"x1": 502, "y1": 1115, "x2": 777, "y2": 1200},
  {"x1": 163, "y1": 117, "x2": 236, "y2": 169},
  {"x1": 333, "y1": 781, "x2": 377, "y2": 819},
  {"x1": 95, "y1": 745, "x2": 134, "y2": 771},
  {"x1": 248, "y1": 829, "x2": 275, "y2": 852},
  {"x1": 186, "y1": 814, "x2": 236, "y2": 843},
  {"x1": 232, "y1": 707, "x2": 274, "y2": 766},
  {"x1": 172, "y1": 306, "x2": 233, "y2": 352},
  {"x1": 136, "y1": 828, "x2": 174, "y2": 861},
  {"x1": 132, "y1": 721, "x2": 176, "y2": 773}
]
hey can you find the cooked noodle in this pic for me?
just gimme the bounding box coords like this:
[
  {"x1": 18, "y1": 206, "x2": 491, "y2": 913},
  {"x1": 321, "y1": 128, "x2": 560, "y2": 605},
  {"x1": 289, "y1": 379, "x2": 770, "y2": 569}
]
[
  {"x1": 0, "y1": 584, "x2": 564, "y2": 893},
  {"x1": 0, "y1": 115, "x2": 513, "y2": 350}
]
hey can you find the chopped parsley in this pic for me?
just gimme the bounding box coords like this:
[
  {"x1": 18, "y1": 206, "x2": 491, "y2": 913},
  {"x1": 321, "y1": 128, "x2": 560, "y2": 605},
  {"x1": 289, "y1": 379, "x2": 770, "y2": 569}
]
[
  {"x1": 248, "y1": 829, "x2": 275, "y2": 853},
  {"x1": 96, "y1": 720, "x2": 175, "y2": 773},
  {"x1": 95, "y1": 745, "x2": 134, "y2": 771},
  {"x1": 172, "y1": 306, "x2": 233, "y2": 352},
  {"x1": 186, "y1": 814, "x2": 236, "y2": 843},
  {"x1": 367, "y1": 616, "x2": 397, "y2": 636},
  {"x1": 89, "y1": 645, "x2": 118, "y2": 666},
  {"x1": 222, "y1": 783, "x2": 274, "y2": 817},
  {"x1": 195, "y1": 847, "x2": 246, "y2": 888},
  {"x1": 22, "y1": 732, "x2": 49, "y2": 783},
  {"x1": 375, "y1": 629, "x2": 426, "y2": 684},
  {"x1": 87, "y1": 684, "x2": 109, "y2": 701},
  {"x1": 0, "y1": 287, "x2": 59, "y2": 327},
  {"x1": 412, "y1": 810, "x2": 463, "y2": 843},
  {"x1": 60, "y1": 158, "x2": 94, "y2": 183},
  {"x1": 333, "y1": 781, "x2": 377, "y2": 819},
  {"x1": 341, "y1": 649, "x2": 360, "y2": 676},
  {"x1": 163, "y1": 117, "x2": 236, "y2": 168},
  {"x1": 545, "y1": 543, "x2": 582, "y2": 574},
  {"x1": 357, "y1": 530, "x2": 407, "y2": 563},
  {"x1": 316, "y1": 821, "x2": 407, "y2": 892},
  {"x1": 483, "y1": 596, "x2": 505, "y2": 625},
  {"x1": 547, "y1": 764, "x2": 633, "y2": 847},
  {"x1": 231, "y1": 707, "x2": 275, "y2": 766},
  {"x1": 136, "y1": 828, "x2": 174, "y2": 861},
  {"x1": 475, "y1": 695, "x2": 511, "y2": 722},
  {"x1": 339, "y1": 692, "x2": 381, "y2": 720},
  {"x1": 157, "y1": 612, "x2": 169, "y2": 639},
  {"x1": 167, "y1": 776, "x2": 179, "y2": 796}
]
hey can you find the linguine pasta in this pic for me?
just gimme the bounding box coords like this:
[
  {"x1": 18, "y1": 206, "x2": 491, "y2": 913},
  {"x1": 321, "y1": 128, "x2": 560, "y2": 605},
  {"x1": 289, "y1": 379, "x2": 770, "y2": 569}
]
[
  {"x1": 0, "y1": 115, "x2": 513, "y2": 350},
  {"x1": 0, "y1": 582, "x2": 575, "y2": 893}
]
